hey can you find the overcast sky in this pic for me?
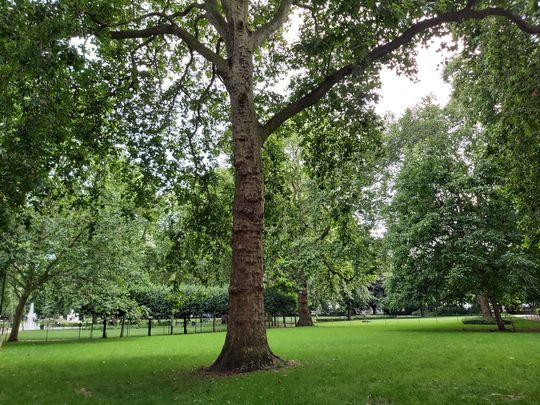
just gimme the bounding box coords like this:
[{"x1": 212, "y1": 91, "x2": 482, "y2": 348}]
[
  {"x1": 375, "y1": 37, "x2": 455, "y2": 117},
  {"x1": 284, "y1": 14, "x2": 455, "y2": 118}
]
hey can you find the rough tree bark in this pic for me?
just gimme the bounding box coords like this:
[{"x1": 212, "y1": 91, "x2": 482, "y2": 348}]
[
  {"x1": 479, "y1": 294, "x2": 493, "y2": 319},
  {"x1": 209, "y1": 2, "x2": 280, "y2": 373},
  {"x1": 489, "y1": 294, "x2": 506, "y2": 332},
  {"x1": 296, "y1": 288, "x2": 313, "y2": 327},
  {"x1": 8, "y1": 290, "x2": 30, "y2": 342}
]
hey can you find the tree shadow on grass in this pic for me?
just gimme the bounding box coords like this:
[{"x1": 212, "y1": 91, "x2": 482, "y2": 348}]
[{"x1": 0, "y1": 349, "x2": 295, "y2": 404}]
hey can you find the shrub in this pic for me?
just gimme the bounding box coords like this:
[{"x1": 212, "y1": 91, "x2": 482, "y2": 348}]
[{"x1": 462, "y1": 318, "x2": 512, "y2": 325}]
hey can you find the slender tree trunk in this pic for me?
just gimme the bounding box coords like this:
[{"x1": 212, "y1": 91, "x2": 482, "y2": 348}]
[
  {"x1": 210, "y1": 9, "x2": 279, "y2": 372},
  {"x1": 147, "y1": 318, "x2": 152, "y2": 336},
  {"x1": 102, "y1": 318, "x2": 107, "y2": 339},
  {"x1": 0, "y1": 261, "x2": 9, "y2": 317},
  {"x1": 183, "y1": 316, "x2": 188, "y2": 334},
  {"x1": 296, "y1": 288, "x2": 313, "y2": 327},
  {"x1": 479, "y1": 294, "x2": 493, "y2": 319},
  {"x1": 8, "y1": 292, "x2": 30, "y2": 342},
  {"x1": 212, "y1": 314, "x2": 216, "y2": 332},
  {"x1": 347, "y1": 306, "x2": 352, "y2": 321},
  {"x1": 120, "y1": 316, "x2": 126, "y2": 338},
  {"x1": 489, "y1": 295, "x2": 506, "y2": 331}
]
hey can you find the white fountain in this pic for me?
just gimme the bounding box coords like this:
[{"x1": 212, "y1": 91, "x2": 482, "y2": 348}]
[
  {"x1": 23, "y1": 302, "x2": 39, "y2": 330},
  {"x1": 66, "y1": 309, "x2": 80, "y2": 323}
]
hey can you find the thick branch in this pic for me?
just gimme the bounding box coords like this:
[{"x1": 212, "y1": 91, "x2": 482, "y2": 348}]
[
  {"x1": 110, "y1": 23, "x2": 227, "y2": 71},
  {"x1": 260, "y1": 6, "x2": 540, "y2": 142},
  {"x1": 318, "y1": 224, "x2": 331, "y2": 241},
  {"x1": 204, "y1": 0, "x2": 229, "y2": 39},
  {"x1": 88, "y1": 4, "x2": 203, "y2": 29},
  {"x1": 471, "y1": 7, "x2": 540, "y2": 35},
  {"x1": 252, "y1": 0, "x2": 293, "y2": 48}
]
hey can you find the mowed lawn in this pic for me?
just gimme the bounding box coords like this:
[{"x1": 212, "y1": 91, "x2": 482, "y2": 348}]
[{"x1": 1, "y1": 318, "x2": 539, "y2": 404}]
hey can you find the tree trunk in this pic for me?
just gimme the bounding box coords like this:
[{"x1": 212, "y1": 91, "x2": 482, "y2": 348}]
[
  {"x1": 489, "y1": 295, "x2": 506, "y2": 331},
  {"x1": 147, "y1": 318, "x2": 152, "y2": 336},
  {"x1": 209, "y1": 9, "x2": 279, "y2": 373},
  {"x1": 0, "y1": 262, "x2": 9, "y2": 317},
  {"x1": 183, "y1": 316, "x2": 188, "y2": 334},
  {"x1": 296, "y1": 288, "x2": 313, "y2": 327},
  {"x1": 479, "y1": 294, "x2": 493, "y2": 319},
  {"x1": 120, "y1": 316, "x2": 126, "y2": 338},
  {"x1": 102, "y1": 318, "x2": 107, "y2": 339},
  {"x1": 8, "y1": 292, "x2": 30, "y2": 342},
  {"x1": 347, "y1": 306, "x2": 352, "y2": 321}
]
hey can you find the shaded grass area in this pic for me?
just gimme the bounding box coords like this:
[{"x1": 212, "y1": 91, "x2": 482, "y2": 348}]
[{"x1": 1, "y1": 317, "x2": 539, "y2": 404}]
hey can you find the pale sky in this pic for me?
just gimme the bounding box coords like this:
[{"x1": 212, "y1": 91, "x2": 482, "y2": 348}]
[
  {"x1": 284, "y1": 14, "x2": 455, "y2": 118},
  {"x1": 375, "y1": 37, "x2": 455, "y2": 117}
]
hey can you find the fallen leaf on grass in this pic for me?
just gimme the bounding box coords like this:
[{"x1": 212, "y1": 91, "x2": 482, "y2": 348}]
[{"x1": 77, "y1": 387, "x2": 92, "y2": 398}]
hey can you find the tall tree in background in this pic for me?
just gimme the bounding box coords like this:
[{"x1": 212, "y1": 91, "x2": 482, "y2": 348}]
[
  {"x1": 385, "y1": 102, "x2": 539, "y2": 331},
  {"x1": 1, "y1": 162, "x2": 157, "y2": 342},
  {"x1": 76, "y1": 0, "x2": 540, "y2": 372},
  {"x1": 447, "y1": 15, "x2": 540, "y2": 247}
]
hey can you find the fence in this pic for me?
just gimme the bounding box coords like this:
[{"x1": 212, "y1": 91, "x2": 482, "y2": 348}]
[
  {"x1": 2, "y1": 312, "x2": 539, "y2": 344},
  {"x1": 2, "y1": 314, "x2": 300, "y2": 343}
]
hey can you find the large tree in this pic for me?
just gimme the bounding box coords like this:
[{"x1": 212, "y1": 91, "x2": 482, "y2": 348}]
[
  {"x1": 2, "y1": 162, "x2": 155, "y2": 341},
  {"x1": 447, "y1": 15, "x2": 540, "y2": 247},
  {"x1": 68, "y1": 0, "x2": 540, "y2": 371},
  {"x1": 385, "y1": 102, "x2": 539, "y2": 331}
]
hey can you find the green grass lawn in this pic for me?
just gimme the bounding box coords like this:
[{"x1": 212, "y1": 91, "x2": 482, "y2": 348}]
[{"x1": 1, "y1": 317, "x2": 539, "y2": 404}]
